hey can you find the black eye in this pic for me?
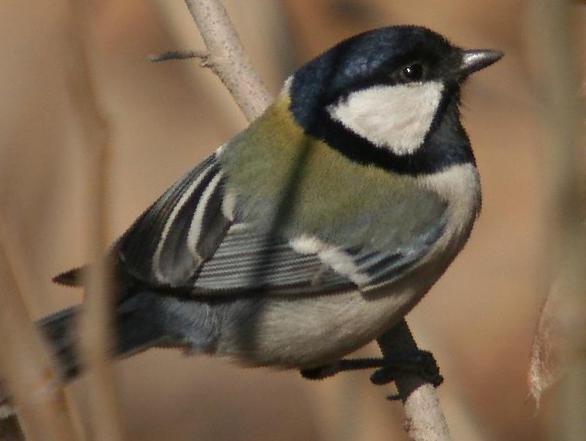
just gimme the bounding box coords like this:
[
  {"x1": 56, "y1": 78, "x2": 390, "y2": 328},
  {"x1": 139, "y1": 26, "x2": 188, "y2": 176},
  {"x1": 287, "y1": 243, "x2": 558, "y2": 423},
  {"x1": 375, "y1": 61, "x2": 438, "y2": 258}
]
[{"x1": 400, "y1": 63, "x2": 424, "y2": 82}]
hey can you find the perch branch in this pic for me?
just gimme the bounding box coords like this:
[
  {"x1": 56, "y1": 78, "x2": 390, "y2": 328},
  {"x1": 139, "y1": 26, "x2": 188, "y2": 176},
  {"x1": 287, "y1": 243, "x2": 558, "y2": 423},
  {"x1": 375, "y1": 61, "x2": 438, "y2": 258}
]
[
  {"x1": 179, "y1": 1, "x2": 451, "y2": 439},
  {"x1": 378, "y1": 321, "x2": 451, "y2": 440}
]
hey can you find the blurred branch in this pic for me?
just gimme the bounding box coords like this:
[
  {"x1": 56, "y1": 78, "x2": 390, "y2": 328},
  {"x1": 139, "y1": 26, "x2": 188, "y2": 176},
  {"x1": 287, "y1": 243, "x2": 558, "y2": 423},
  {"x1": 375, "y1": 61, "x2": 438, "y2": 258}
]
[
  {"x1": 527, "y1": 0, "x2": 586, "y2": 437},
  {"x1": 0, "y1": 222, "x2": 79, "y2": 441},
  {"x1": 63, "y1": 0, "x2": 125, "y2": 440},
  {"x1": 181, "y1": 1, "x2": 451, "y2": 439}
]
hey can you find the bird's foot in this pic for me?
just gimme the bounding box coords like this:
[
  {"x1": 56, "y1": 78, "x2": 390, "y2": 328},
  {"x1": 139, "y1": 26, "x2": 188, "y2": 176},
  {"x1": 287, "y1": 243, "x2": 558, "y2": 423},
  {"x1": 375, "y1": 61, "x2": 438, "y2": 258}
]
[
  {"x1": 369, "y1": 350, "x2": 443, "y2": 387},
  {"x1": 300, "y1": 358, "x2": 383, "y2": 380},
  {"x1": 300, "y1": 350, "x2": 443, "y2": 390}
]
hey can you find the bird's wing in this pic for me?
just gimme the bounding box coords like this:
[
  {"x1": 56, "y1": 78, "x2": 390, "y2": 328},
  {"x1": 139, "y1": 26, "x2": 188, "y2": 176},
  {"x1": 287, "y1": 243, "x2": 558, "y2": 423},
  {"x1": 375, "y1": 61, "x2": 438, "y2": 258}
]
[
  {"x1": 55, "y1": 150, "x2": 448, "y2": 295},
  {"x1": 116, "y1": 145, "x2": 448, "y2": 294},
  {"x1": 53, "y1": 153, "x2": 227, "y2": 288},
  {"x1": 191, "y1": 219, "x2": 446, "y2": 295},
  {"x1": 115, "y1": 153, "x2": 230, "y2": 287}
]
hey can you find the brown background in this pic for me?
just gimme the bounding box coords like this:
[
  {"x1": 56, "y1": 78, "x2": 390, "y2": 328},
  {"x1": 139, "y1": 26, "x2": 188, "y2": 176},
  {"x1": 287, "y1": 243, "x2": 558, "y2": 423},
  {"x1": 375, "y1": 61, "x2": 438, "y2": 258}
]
[{"x1": 1, "y1": 1, "x2": 585, "y2": 440}]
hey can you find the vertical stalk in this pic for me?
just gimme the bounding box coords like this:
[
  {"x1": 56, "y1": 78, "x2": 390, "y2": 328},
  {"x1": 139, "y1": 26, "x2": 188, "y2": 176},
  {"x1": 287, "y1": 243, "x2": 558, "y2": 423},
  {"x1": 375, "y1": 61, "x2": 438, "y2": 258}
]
[{"x1": 63, "y1": 1, "x2": 126, "y2": 440}]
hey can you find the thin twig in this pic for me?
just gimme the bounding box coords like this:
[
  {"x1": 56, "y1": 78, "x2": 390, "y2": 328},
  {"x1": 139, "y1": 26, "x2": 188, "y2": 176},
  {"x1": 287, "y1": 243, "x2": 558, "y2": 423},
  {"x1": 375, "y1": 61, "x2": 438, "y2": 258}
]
[
  {"x1": 147, "y1": 49, "x2": 209, "y2": 63},
  {"x1": 0, "y1": 222, "x2": 79, "y2": 441},
  {"x1": 179, "y1": 1, "x2": 451, "y2": 439},
  {"x1": 183, "y1": 0, "x2": 272, "y2": 121},
  {"x1": 63, "y1": 0, "x2": 126, "y2": 440}
]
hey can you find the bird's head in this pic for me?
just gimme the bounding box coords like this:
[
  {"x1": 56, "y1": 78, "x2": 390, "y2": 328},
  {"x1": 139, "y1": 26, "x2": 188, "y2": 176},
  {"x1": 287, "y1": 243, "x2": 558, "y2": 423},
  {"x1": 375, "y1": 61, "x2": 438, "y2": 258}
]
[{"x1": 285, "y1": 25, "x2": 502, "y2": 173}]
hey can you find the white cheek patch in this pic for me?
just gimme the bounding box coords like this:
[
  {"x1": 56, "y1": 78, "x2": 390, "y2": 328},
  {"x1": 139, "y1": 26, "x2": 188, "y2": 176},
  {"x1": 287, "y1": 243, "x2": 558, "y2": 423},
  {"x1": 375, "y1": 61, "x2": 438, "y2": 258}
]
[{"x1": 327, "y1": 82, "x2": 444, "y2": 155}]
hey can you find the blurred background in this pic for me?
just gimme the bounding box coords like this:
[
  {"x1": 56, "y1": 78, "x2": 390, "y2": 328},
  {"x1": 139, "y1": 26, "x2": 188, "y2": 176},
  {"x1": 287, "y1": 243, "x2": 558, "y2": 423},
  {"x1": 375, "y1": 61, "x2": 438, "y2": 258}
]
[{"x1": 1, "y1": 0, "x2": 585, "y2": 440}]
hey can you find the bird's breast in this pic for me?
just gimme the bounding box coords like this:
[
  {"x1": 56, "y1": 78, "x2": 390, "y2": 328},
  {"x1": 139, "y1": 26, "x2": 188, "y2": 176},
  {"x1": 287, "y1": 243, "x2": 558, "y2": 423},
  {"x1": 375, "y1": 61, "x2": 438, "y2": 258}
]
[{"x1": 214, "y1": 165, "x2": 480, "y2": 368}]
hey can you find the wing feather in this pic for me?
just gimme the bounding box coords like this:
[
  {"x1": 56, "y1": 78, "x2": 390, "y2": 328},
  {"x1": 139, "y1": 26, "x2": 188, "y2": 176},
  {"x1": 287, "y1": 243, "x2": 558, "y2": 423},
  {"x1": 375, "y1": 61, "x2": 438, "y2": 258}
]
[
  {"x1": 190, "y1": 217, "x2": 446, "y2": 295},
  {"x1": 117, "y1": 154, "x2": 231, "y2": 287},
  {"x1": 57, "y1": 151, "x2": 448, "y2": 296}
]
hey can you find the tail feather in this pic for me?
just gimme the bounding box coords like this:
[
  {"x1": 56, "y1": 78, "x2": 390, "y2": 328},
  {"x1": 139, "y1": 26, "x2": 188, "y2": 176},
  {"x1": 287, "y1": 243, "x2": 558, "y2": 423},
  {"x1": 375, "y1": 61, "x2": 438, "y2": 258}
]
[
  {"x1": 38, "y1": 295, "x2": 168, "y2": 382},
  {"x1": 38, "y1": 307, "x2": 81, "y2": 379}
]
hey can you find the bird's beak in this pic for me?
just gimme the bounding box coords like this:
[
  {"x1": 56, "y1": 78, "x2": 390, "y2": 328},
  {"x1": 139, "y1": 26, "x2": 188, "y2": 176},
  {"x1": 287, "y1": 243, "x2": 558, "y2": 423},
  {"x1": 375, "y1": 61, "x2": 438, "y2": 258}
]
[{"x1": 459, "y1": 49, "x2": 503, "y2": 76}]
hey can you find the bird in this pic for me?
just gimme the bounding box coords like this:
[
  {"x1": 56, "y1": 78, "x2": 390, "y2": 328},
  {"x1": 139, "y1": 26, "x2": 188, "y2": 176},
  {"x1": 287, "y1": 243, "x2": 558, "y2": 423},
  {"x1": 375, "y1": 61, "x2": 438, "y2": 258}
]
[{"x1": 42, "y1": 25, "x2": 502, "y2": 386}]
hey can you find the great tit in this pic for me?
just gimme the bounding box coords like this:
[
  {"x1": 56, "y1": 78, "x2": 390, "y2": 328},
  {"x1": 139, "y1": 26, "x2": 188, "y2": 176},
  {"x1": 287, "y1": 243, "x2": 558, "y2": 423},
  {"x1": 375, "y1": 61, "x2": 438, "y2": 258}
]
[{"x1": 43, "y1": 25, "x2": 502, "y2": 382}]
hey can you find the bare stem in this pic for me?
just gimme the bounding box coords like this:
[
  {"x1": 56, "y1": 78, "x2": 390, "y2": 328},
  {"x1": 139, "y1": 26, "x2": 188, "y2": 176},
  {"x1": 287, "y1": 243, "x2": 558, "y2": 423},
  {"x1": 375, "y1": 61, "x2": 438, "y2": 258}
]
[
  {"x1": 183, "y1": 0, "x2": 272, "y2": 121},
  {"x1": 179, "y1": 1, "x2": 451, "y2": 439},
  {"x1": 63, "y1": 0, "x2": 126, "y2": 440}
]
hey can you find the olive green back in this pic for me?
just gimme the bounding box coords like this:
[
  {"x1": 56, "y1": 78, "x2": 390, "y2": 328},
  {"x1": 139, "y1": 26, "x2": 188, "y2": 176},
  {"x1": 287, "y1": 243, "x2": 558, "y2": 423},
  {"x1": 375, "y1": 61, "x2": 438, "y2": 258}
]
[{"x1": 220, "y1": 95, "x2": 447, "y2": 251}]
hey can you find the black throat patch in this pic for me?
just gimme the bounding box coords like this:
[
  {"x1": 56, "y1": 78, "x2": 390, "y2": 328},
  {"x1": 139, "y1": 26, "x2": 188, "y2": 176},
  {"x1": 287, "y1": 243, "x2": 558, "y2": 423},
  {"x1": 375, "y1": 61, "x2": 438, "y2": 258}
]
[{"x1": 289, "y1": 84, "x2": 476, "y2": 176}]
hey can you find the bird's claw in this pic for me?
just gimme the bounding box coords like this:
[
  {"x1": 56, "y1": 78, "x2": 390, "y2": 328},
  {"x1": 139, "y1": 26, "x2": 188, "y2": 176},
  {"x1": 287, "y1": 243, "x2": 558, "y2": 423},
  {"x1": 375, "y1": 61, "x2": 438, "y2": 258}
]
[
  {"x1": 370, "y1": 350, "x2": 443, "y2": 387},
  {"x1": 300, "y1": 363, "x2": 341, "y2": 380},
  {"x1": 300, "y1": 350, "x2": 443, "y2": 388}
]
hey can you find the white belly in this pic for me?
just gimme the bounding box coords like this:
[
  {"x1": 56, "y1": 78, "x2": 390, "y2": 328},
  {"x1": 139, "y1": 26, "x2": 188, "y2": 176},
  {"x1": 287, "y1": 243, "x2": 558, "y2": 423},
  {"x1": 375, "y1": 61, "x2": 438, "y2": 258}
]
[{"x1": 214, "y1": 240, "x2": 460, "y2": 368}]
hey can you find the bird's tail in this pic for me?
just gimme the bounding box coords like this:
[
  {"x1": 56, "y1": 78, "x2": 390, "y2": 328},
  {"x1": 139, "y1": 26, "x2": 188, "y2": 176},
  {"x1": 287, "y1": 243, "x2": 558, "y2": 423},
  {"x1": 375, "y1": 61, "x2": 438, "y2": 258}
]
[
  {"x1": 37, "y1": 306, "x2": 82, "y2": 380},
  {"x1": 38, "y1": 295, "x2": 168, "y2": 382}
]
